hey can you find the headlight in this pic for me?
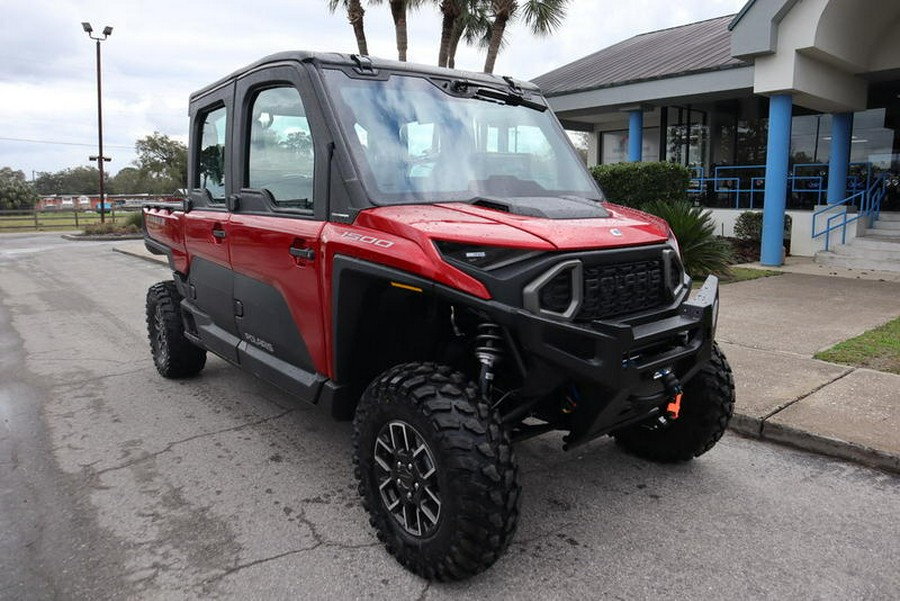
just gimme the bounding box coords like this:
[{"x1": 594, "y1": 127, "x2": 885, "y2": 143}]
[{"x1": 435, "y1": 241, "x2": 539, "y2": 271}]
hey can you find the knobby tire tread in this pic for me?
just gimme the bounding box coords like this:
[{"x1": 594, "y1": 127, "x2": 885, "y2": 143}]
[
  {"x1": 146, "y1": 281, "x2": 206, "y2": 378},
  {"x1": 353, "y1": 362, "x2": 520, "y2": 581},
  {"x1": 614, "y1": 343, "x2": 735, "y2": 462}
]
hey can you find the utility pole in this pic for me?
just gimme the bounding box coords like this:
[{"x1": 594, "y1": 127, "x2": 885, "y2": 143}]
[{"x1": 82, "y1": 22, "x2": 113, "y2": 222}]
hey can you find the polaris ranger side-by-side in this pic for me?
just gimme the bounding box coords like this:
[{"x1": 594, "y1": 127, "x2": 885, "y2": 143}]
[{"x1": 143, "y1": 52, "x2": 734, "y2": 580}]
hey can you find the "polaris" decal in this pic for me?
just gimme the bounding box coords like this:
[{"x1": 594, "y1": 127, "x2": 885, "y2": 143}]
[
  {"x1": 244, "y1": 333, "x2": 274, "y2": 353},
  {"x1": 341, "y1": 231, "x2": 394, "y2": 248}
]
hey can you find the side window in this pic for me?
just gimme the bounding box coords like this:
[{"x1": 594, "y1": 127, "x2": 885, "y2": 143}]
[
  {"x1": 198, "y1": 106, "x2": 227, "y2": 203},
  {"x1": 247, "y1": 86, "x2": 315, "y2": 209}
]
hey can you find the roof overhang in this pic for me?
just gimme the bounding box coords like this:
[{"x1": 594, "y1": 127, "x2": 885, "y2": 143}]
[{"x1": 545, "y1": 65, "x2": 754, "y2": 117}]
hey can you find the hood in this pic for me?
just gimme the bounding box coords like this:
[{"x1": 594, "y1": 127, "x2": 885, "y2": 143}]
[{"x1": 354, "y1": 201, "x2": 669, "y2": 252}]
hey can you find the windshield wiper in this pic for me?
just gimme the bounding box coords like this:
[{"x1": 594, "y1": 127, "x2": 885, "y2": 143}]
[{"x1": 471, "y1": 87, "x2": 547, "y2": 112}]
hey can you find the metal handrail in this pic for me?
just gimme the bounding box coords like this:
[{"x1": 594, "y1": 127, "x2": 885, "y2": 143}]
[
  {"x1": 812, "y1": 173, "x2": 887, "y2": 251},
  {"x1": 688, "y1": 161, "x2": 874, "y2": 209}
]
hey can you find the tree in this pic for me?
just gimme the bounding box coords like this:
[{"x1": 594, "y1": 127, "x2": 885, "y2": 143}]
[
  {"x1": 34, "y1": 167, "x2": 103, "y2": 195},
  {"x1": 372, "y1": 0, "x2": 426, "y2": 62},
  {"x1": 567, "y1": 131, "x2": 589, "y2": 165},
  {"x1": 328, "y1": 0, "x2": 370, "y2": 55},
  {"x1": 199, "y1": 146, "x2": 225, "y2": 191},
  {"x1": 0, "y1": 167, "x2": 38, "y2": 210},
  {"x1": 438, "y1": 0, "x2": 462, "y2": 67},
  {"x1": 108, "y1": 167, "x2": 145, "y2": 194},
  {"x1": 134, "y1": 132, "x2": 187, "y2": 186},
  {"x1": 483, "y1": 0, "x2": 570, "y2": 74},
  {"x1": 438, "y1": 0, "x2": 490, "y2": 68},
  {"x1": 33, "y1": 171, "x2": 65, "y2": 195}
]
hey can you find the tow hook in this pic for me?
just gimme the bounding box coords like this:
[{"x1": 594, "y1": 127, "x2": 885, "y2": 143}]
[{"x1": 655, "y1": 368, "x2": 684, "y2": 420}]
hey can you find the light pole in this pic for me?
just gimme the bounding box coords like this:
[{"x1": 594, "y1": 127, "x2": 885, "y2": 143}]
[{"x1": 82, "y1": 22, "x2": 113, "y2": 223}]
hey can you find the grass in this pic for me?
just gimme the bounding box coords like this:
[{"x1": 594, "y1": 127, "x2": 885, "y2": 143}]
[
  {"x1": 694, "y1": 266, "x2": 783, "y2": 288},
  {"x1": 814, "y1": 317, "x2": 900, "y2": 375},
  {"x1": 719, "y1": 266, "x2": 783, "y2": 284},
  {"x1": 0, "y1": 210, "x2": 132, "y2": 231}
]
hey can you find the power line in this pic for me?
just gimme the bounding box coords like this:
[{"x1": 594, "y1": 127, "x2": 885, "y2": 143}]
[{"x1": 0, "y1": 136, "x2": 134, "y2": 150}]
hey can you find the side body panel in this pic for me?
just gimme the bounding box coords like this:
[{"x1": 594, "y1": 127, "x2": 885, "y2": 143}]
[
  {"x1": 224, "y1": 62, "x2": 333, "y2": 401},
  {"x1": 229, "y1": 215, "x2": 327, "y2": 375}
]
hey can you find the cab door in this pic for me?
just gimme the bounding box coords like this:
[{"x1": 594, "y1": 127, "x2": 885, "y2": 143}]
[
  {"x1": 182, "y1": 87, "x2": 240, "y2": 363},
  {"x1": 227, "y1": 65, "x2": 329, "y2": 402}
]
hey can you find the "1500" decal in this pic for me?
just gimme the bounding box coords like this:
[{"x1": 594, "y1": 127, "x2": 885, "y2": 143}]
[{"x1": 341, "y1": 231, "x2": 394, "y2": 248}]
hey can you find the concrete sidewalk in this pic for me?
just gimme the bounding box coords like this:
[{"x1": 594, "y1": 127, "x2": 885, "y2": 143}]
[
  {"x1": 112, "y1": 240, "x2": 900, "y2": 473},
  {"x1": 717, "y1": 270, "x2": 900, "y2": 473}
]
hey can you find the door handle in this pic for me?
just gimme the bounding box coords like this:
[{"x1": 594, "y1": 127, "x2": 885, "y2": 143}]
[
  {"x1": 289, "y1": 247, "x2": 315, "y2": 260},
  {"x1": 212, "y1": 228, "x2": 227, "y2": 239}
]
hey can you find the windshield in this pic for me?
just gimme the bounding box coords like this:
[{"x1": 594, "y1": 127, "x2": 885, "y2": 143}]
[{"x1": 322, "y1": 69, "x2": 602, "y2": 205}]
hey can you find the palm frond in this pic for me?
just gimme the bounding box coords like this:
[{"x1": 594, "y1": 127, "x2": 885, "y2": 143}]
[
  {"x1": 642, "y1": 200, "x2": 734, "y2": 278},
  {"x1": 520, "y1": 0, "x2": 569, "y2": 36}
]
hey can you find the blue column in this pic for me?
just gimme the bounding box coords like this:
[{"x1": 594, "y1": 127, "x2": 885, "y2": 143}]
[
  {"x1": 760, "y1": 94, "x2": 793, "y2": 266},
  {"x1": 826, "y1": 112, "x2": 853, "y2": 204},
  {"x1": 628, "y1": 110, "x2": 643, "y2": 162}
]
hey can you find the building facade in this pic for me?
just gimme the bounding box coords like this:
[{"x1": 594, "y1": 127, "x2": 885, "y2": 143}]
[{"x1": 533, "y1": 0, "x2": 900, "y2": 266}]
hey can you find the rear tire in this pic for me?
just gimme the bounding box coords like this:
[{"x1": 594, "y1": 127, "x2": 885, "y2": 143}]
[
  {"x1": 613, "y1": 343, "x2": 734, "y2": 462},
  {"x1": 353, "y1": 362, "x2": 520, "y2": 580},
  {"x1": 146, "y1": 281, "x2": 206, "y2": 378}
]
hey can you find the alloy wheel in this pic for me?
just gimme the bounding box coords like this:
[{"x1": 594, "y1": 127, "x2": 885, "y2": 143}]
[{"x1": 373, "y1": 420, "x2": 442, "y2": 537}]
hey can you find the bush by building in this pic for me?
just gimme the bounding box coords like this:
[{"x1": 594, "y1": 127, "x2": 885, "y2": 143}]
[
  {"x1": 734, "y1": 210, "x2": 792, "y2": 241},
  {"x1": 590, "y1": 162, "x2": 691, "y2": 209}
]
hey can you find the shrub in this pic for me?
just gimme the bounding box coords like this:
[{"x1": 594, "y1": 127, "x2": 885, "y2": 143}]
[
  {"x1": 590, "y1": 162, "x2": 690, "y2": 209},
  {"x1": 82, "y1": 221, "x2": 140, "y2": 236},
  {"x1": 734, "y1": 211, "x2": 791, "y2": 241},
  {"x1": 124, "y1": 211, "x2": 143, "y2": 229},
  {"x1": 642, "y1": 199, "x2": 734, "y2": 278}
]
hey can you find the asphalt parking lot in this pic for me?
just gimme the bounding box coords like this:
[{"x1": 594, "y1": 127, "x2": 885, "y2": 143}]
[{"x1": 1, "y1": 234, "x2": 898, "y2": 600}]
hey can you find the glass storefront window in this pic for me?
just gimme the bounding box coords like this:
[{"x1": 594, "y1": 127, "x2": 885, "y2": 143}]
[
  {"x1": 664, "y1": 107, "x2": 709, "y2": 170},
  {"x1": 850, "y1": 109, "x2": 894, "y2": 169}
]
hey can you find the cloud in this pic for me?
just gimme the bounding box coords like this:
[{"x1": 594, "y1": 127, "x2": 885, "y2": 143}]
[{"x1": 0, "y1": 0, "x2": 747, "y2": 176}]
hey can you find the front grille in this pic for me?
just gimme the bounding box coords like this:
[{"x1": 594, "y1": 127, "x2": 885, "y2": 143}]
[
  {"x1": 579, "y1": 260, "x2": 665, "y2": 320},
  {"x1": 540, "y1": 259, "x2": 668, "y2": 322}
]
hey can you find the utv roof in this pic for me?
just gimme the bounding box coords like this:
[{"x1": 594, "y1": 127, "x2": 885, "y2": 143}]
[{"x1": 190, "y1": 51, "x2": 540, "y2": 103}]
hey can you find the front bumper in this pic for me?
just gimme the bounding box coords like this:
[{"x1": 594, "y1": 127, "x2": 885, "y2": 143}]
[
  {"x1": 369, "y1": 258, "x2": 720, "y2": 448},
  {"x1": 511, "y1": 275, "x2": 720, "y2": 448}
]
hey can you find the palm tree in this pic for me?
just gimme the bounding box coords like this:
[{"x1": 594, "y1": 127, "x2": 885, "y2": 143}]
[
  {"x1": 483, "y1": 0, "x2": 570, "y2": 74},
  {"x1": 327, "y1": 0, "x2": 370, "y2": 55},
  {"x1": 438, "y1": 0, "x2": 463, "y2": 67},
  {"x1": 438, "y1": 0, "x2": 491, "y2": 68},
  {"x1": 372, "y1": 0, "x2": 426, "y2": 61}
]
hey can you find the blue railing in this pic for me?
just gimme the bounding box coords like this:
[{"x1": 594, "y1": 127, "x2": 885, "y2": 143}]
[
  {"x1": 812, "y1": 172, "x2": 887, "y2": 251},
  {"x1": 688, "y1": 162, "x2": 872, "y2": 209}
]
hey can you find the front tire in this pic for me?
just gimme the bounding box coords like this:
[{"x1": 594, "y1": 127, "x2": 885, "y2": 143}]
[
  {"x1": 146, "y1": 281, "x2": 206, "y2": 378},
  {"x1": 353, "y1": 362, "x2": 520, "y2": 580},
  {"x1": 613, "y1": 343, "x2": 734, "y2": 462}
]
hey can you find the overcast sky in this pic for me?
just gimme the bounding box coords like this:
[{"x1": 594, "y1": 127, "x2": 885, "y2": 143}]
[{"x1": 0, "y1": 0, "x2": 746, "y2": 178}]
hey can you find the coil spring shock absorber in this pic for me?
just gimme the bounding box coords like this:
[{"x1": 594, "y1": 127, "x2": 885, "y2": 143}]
[{"x1": 474, "y1": 323, "x2": 505, "y2": 398}]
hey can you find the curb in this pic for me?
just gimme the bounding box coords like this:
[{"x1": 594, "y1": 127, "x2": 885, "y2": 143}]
[
  {"x1": 63, "y1": 233, "x2": 144, "y2": 242},
  {"x1": 760, "y1": 421, "x2": 900, "y2": 474},
  {"x1": 729, "y1": 412, "x2": 900, "y2": 474},
  {"x1": 111, "y1": 247, "x2": 167, "y2": 266}
]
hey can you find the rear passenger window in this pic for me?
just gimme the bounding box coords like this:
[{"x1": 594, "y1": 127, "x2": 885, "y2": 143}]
[
  {"x1": 198, "y1": 106, "x2": 227, "y2": 203},
  {"x1": 248, "y1": 87, "x2": 315, "y2": 209}
]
